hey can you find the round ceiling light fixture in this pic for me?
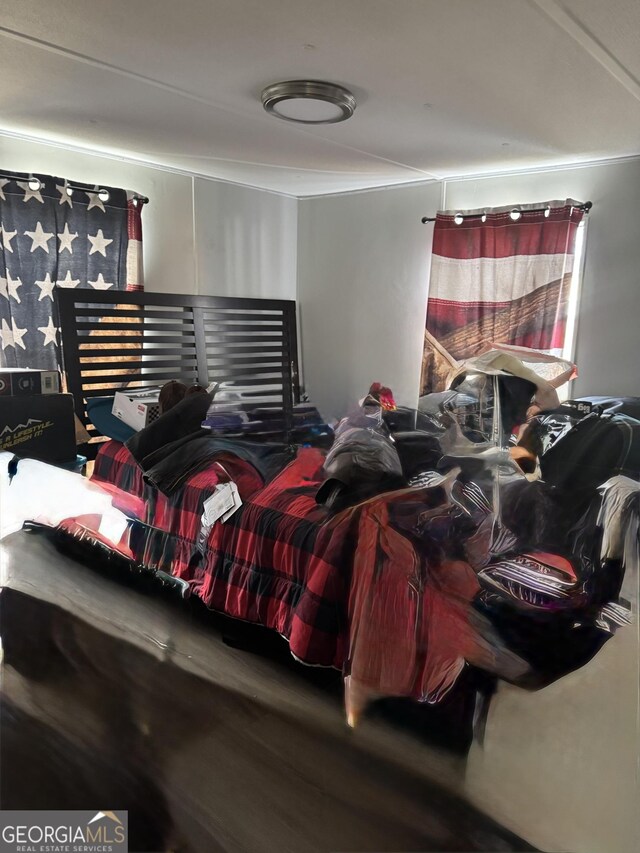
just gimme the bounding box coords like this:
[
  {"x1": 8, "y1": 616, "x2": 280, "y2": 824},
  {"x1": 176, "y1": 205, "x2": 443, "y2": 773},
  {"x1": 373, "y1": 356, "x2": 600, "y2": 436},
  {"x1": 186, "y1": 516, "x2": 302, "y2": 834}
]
[{"x1": 261, "y1": 80, "x2": 356, "y2": 124}]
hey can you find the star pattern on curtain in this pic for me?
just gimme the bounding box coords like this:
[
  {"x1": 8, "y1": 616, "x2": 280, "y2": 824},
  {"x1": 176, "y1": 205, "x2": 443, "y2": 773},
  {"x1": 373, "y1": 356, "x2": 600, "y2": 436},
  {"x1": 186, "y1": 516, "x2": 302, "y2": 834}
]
[
  {"x1": 58, "y1": 222, "x2": 78, "y2": 253},
  {"x1": 57, "y1": 270, "x2": 81, "y2": 288},
  {"x1": 0, "y1": 173, "x2": 144, "y2": 369},
  {"x1": 1, "y1": 224, "x2": 17, "y2": 252},
  {"x1": 38, "y1": 315, "x2": 58, "y2": 346},
  {"x1": 36, "y1": 273, "x2": 56, "y2": 301},
  {"x1": 0, "y1": 317, "x2": 28, "y2": 350},
  {"x1": 88, "y1": 229, "x2": 113, "y2": 256},
  {"x1": 24, "y1": 221, "x2": 55, "y2": 253}
]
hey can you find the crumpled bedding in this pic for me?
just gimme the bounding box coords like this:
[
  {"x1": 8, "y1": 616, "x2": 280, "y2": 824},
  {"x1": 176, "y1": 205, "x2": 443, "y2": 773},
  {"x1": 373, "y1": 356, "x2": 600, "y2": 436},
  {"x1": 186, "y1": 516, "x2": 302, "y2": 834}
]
[
  {"x1": 87, "y1": 378, "x2": 635, "y2": 725},
  {"x1": 92, "y1": 440, "x2": 264, "y2": 580}
]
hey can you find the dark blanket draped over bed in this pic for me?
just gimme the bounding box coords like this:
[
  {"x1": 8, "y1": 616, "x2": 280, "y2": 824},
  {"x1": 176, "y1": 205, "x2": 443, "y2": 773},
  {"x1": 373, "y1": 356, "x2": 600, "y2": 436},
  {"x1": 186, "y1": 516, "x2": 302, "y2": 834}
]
[{"x1": 122, "y1": 392, "x2": 295, "y2": 495}]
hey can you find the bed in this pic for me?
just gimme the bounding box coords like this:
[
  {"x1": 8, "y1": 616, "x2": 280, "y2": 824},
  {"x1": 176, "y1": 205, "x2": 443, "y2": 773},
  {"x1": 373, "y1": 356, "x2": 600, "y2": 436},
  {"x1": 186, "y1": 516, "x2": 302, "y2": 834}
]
[
  {"x1": 89, "y1": 434, "x2": 506, "y2": 726},
  {"x1": 58, "y1": 289, "x2": 637, "y2": 728}
]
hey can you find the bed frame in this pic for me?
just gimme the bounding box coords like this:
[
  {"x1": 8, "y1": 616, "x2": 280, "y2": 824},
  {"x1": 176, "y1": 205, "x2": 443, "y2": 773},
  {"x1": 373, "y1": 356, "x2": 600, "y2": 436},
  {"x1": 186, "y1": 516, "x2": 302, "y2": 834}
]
[{"x1": 57, "y1": 288, "x2": 300, "y2": 456}]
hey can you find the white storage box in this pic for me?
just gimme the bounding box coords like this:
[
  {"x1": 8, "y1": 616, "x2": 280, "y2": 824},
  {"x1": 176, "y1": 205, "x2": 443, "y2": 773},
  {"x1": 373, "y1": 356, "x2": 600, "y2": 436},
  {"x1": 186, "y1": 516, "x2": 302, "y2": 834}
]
[{"x1": 112, "y1": 387, "x2": 162, "y2": 432}]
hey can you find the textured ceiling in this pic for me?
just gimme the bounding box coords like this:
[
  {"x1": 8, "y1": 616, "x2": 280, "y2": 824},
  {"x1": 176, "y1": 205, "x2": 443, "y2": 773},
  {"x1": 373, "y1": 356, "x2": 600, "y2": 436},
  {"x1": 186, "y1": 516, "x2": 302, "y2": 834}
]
[{"x1": 1, "y1": 0, "x2": 639, "y2": 195}]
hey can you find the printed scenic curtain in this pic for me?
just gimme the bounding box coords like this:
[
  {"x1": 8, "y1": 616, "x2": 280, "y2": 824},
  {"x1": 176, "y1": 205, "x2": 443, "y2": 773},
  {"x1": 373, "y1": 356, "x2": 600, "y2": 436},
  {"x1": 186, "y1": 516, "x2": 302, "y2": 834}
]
[{"x1": 421, "y1": 199, "x2": 585, "y2": 394}]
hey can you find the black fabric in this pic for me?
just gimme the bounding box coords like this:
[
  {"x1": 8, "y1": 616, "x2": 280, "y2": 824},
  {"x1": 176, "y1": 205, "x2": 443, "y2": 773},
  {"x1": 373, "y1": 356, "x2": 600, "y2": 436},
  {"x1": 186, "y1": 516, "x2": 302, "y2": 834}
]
[
  {"x1": 143, "y1": 435, "x2": 295, "y2": 496},
  {"x1": 126, "y1": 392, "x2": 214, "y2": 464},
  {"x1": 498, "y1": 478, "x2": 609, "y2": 579},
  {"x1": 391, "y1": 431, "x2": 443, "y2": 480},
  {"x1": 474, "y1": 592, "x2": 610, "y2": 688},
  {"x1": 499, "y1": 479, "x2": 578, "y2": 551},
  {"x1": 497, "y1": 376, "x2": 537, "y2": 435},
  {"x1": 539, "y1": 411, "x2": 640, "y2": 496},
  {"x1": 473, "y1": 464, "x2": 627, "y2": 689},
  {"x1": 575, "y1": 395, "x2": 640, "y2": 419},
  {"x1": 315, "y1": 472, "x2": 405, "y2": 513},
  {"x1": 515, "y1": 407, "x2": 582, "y2": 457},
  {"x1": 383, "y1": 407, "x2": 445, "y2": 435},
  {"x1": 139, "y1": 430, "x2": 208, "y2": 472},
  {"x1": 316, "y1": 426, "x2": 405, "y2": 511},
  {"x1": 124, "y1": 390, "x2": 296, "y2": 496}
]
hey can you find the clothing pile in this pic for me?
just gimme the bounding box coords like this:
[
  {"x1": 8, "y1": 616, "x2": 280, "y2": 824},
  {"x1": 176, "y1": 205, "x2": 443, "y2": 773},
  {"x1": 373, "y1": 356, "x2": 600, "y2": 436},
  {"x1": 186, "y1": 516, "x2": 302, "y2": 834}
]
[
  {"x1": 125, "y1": 391, "x2": 295, "y2": 496},
  {"x1": 316, "y1": 384, "x2": 404, "y2": 511},
  {"x1": 343, "y1": 361, "x2": 639, "y2": 720}
]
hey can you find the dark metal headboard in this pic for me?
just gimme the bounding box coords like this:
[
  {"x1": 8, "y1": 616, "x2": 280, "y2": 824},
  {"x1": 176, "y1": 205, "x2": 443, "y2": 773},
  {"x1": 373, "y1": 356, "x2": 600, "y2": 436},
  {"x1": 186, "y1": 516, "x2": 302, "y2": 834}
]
[{"x1": 57, "y1": 288, "x2": 300, "y2": 455}]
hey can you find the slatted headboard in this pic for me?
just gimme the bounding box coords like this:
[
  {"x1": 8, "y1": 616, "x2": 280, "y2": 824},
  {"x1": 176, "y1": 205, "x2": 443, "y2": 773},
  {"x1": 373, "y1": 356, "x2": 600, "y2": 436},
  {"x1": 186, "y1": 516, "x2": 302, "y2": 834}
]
[{"x1": 57, "y1": 288, "x2": 300, "y2": 455}]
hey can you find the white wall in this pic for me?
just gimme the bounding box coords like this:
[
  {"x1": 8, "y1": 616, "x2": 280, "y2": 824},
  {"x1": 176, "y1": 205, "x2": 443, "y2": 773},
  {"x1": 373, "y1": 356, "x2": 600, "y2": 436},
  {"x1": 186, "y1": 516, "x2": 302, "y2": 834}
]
[
  {"x1": 0, "y1": 134, "x2": 196, "y2": 295},
  {"x1": 298, "y1": 158, "x2": 640, "y2": 416},
  {"x1": 297, "y1": 182, "x2": 440, "y2": 420},
  {"x1": 194, "y1": 178, "x2": 297, "y2": 301}
]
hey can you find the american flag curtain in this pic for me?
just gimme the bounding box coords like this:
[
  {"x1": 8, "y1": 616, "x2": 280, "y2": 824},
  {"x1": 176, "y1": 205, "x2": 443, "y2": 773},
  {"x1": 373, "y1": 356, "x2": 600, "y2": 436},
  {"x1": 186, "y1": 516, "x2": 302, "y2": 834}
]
[
  {"x1": 0, "y1": 172, "x2": 144, "y2": 370},
  {"x1": 421, "y1": 200, "x2": 585, "y2": 394}
]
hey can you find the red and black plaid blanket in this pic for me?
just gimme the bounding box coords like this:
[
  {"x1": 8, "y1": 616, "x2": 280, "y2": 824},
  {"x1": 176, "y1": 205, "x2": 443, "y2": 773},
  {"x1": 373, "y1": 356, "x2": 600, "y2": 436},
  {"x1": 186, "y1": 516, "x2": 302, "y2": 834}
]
[
  {"x1": 92, "y1": 442, "x2": 355, "y2": 667},
  {"x1": 93, "y1": 441, "x2": 262, "y2": 576},
  {"x1": 92, "y1": 441, "x2": 486, "y2": 697},
  {"x1": 89, "y1": 431, "x2": 626, "y2": 719}
]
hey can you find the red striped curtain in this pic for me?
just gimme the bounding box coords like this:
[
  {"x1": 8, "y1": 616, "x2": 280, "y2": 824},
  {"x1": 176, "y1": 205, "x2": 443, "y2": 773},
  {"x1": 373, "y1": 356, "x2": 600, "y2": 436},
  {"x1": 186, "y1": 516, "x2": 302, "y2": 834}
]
[
  {"x1": 125, "y1": 195, "x2": 144, "y2": 291},
  {"x1": 421, "y1": 200, "x2": 585, "y2": 394}
]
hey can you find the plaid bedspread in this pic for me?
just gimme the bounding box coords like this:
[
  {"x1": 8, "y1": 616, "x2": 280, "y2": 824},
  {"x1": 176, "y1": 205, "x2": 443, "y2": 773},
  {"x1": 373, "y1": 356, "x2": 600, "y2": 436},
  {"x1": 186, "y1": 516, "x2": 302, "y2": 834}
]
[
  {"x1": 91, "y1": 441, "x2": 485, "y2": 694},
  {"x1": 89, "y1": 435, "x2": 625, "y2": 713},
  {"x1": 92, "y1": 440, "x2": 263, "y2": 577},
  {"x1": 92, "y1": 442, "x2": 354, "y2": 667},
  {"x1": 92, "y1": 440, "x2": 146, "y2": 504}
]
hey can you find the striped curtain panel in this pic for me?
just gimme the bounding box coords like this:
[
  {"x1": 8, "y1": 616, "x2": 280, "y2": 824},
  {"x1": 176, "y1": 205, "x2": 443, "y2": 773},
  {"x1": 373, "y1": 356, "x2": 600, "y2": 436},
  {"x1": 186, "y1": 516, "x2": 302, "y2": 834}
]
[
  {"x1": 125, "y1": 195, "x2": 144, "y2": 291},
  {"x1": 421, "y1": 200, "x2": 585, "y2": 394}
]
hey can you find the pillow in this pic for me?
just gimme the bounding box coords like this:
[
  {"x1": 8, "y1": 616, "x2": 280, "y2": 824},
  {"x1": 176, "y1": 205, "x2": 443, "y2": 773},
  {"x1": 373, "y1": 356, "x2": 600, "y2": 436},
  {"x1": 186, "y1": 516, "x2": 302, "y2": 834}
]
[
  {"x1": 391, "y1": 431, "x2": 442, "y2": 480},
  {"x1": 86, "y1": 397, "x2": 136, "y2": 444}
]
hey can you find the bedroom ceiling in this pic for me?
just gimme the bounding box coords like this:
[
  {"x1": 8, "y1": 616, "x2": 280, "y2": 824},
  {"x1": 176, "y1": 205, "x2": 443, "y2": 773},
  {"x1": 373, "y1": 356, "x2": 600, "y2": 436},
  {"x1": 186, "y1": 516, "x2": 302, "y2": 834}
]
[{"x1": 1, "y1": 0, "x2": 639, "y2": 196}]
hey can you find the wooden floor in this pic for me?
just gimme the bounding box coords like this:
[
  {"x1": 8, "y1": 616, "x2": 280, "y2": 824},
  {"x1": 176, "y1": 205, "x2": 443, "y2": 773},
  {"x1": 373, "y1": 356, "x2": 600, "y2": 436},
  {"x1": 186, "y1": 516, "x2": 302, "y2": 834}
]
[{"x1": 0, "y1": 530, "x2": 536, "y2": 853}]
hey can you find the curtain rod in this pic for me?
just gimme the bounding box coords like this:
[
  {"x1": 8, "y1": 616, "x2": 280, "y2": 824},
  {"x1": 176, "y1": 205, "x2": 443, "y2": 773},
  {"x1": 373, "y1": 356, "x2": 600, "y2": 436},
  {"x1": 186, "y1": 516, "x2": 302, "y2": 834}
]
[
  {"x1": 0, "y1": 170, "x2": 149, "y2": 205},
  {"x1": 421, "y1": 200, "x2": 592, "y2": 224}
]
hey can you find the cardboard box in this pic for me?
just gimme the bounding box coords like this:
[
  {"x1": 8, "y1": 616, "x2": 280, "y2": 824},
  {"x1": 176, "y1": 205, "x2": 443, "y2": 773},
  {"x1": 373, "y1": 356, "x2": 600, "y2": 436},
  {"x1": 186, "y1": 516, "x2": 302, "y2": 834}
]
[
  {"x1": 0, "y1": 393, "x2": 77, "y2": 462},
  {"x1": 0, "y1": 368, "x2": 61, "y2": 396},
  {"x1": 112, "y1": 388, "x2": 161, "y2": 432}
]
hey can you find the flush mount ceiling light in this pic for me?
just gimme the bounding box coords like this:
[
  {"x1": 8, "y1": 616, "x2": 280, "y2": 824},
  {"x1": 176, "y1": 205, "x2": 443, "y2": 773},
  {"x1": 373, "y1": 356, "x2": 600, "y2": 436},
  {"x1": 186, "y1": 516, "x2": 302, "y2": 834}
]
[{"x1": 261, "y1": 80, "x2": 356, "y2": 124}]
